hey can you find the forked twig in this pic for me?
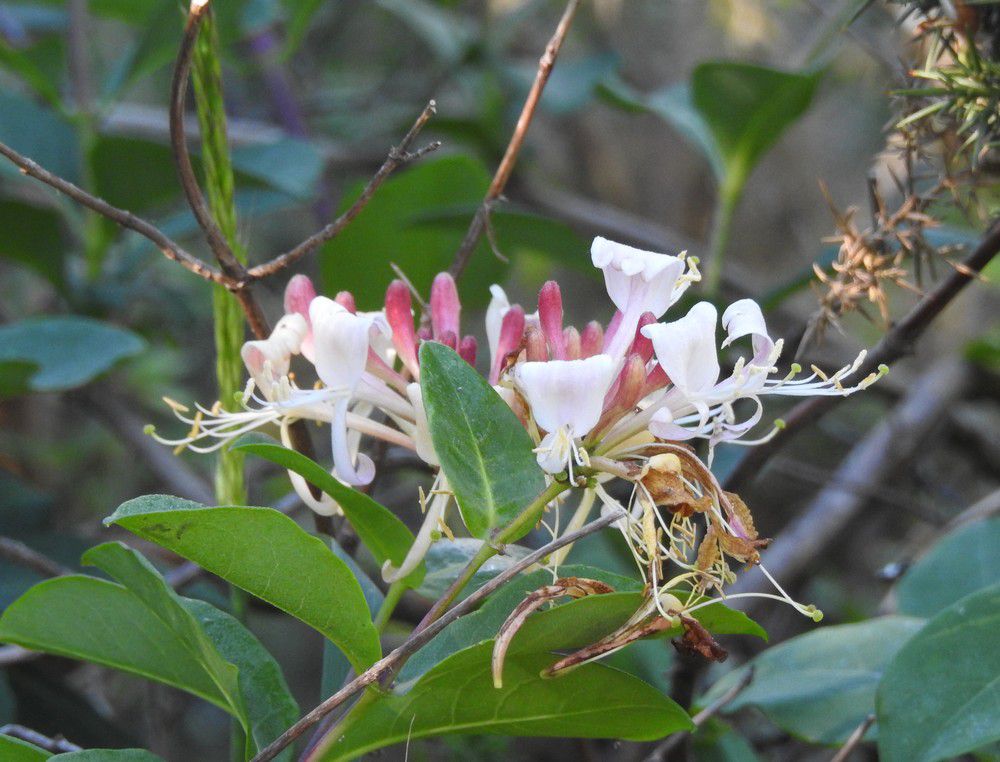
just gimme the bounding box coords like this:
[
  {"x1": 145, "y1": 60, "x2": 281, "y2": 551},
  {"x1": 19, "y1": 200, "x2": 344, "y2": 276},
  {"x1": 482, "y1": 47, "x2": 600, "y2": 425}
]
[
  {"x1": 449, "y1": 0, "x2": 580, "y2": 278},
  {"x1": 246, "y1": 101, "x2": 440, "y2": 280},
  {"x1": 251, "y1": 507, "x2": 625, "y2": 762}
]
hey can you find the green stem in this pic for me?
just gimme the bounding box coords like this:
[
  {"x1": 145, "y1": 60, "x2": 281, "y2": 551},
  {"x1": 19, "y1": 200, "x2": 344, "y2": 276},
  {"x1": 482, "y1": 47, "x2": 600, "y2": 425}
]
[
  {"x1": 374, "y1": 581, "x2": 406, "y2": 633},
  {"x1": 703, "y1": 191, "x2": 736, "y2": 299},
  {"x1": 190, "y1": 10, "x2": 248, "y2": 761}
]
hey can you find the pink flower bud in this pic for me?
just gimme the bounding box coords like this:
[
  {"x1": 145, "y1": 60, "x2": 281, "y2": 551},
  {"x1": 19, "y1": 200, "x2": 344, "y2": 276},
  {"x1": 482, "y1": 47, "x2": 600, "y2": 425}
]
[
  {"x1": 334, "y1": 291, "x2": 356, "y2": 313},
  {"x1": 602, "y1": 310, "x2": 624, "y2": 352},
  {"x1": 640, "y1": 364, "x2": 670, "y2": 398},
  {"x1": 525, "y1": 325, "x2": 548, "y2": 362},
  {"x1": 430, "y1": 272, "x2": 461, "y2": 341},
  {"x1": 416, "y1": 326, "x2": 432, "y2": 342},
  {"x1": 538, "y1": 280, "x2": 566, "y2": 360},
  {"x1": 563, "y1": 326, "x2": 581, "y2": 360},
  {"x1": 283, "y1": 274, "x2": 316, "y2": 318},
  {"x1": 438, "y1": 330, "x2": 458, "y2": 351},
  {"x1": 594, "y1": 353, "x2": 646, "y2": 434},
  {"x1": 628, "y1": 312, "x2": 657, "y2": 363},
  {"x1": 385, "y1": 280, "x2": 419, "y2": 377},
  {"x1": 459, "y1": 335, "x2": 478, "y2": 365},
  {"x1": 580, "y1": 321, "x2": 604, "y2": 358},
  {"x1": 489, "y1": 305, "x2": 526, "y2": 383}
]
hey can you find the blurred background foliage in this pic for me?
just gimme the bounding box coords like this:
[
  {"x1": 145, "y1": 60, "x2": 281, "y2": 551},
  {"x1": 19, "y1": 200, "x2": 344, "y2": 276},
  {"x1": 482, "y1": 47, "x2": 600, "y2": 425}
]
[{"x1": 0, "y1": 0, "x2": 997, "y2": 759}]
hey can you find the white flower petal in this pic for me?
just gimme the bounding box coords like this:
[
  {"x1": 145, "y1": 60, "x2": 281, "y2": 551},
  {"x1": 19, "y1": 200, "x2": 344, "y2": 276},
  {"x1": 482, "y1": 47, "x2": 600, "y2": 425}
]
[
  {"x1": 310, "y1": 297, "x2": 375, "y2": 392},
  {"x1": 513, "y1": 355, "x2": 617, "y2": 436},
  {"x1": 642, "y1": 301, "x2": 720, "y2": 397},
  {"x1": 721, "y1": 298, "x2": 776, "y2": 366}
]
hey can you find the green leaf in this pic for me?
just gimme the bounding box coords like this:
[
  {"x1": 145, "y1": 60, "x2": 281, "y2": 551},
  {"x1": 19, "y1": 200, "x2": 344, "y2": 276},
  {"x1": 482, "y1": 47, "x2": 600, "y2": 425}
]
[
  {"x1": 183, "y1": 599, "x2": 298, "y2": 760},
  {"x1": 0, "y1": 317, "x2": 145, "y2": 392},
  {"x1": 0, "y1": 576, "x2": 235, "y2": 713},
  {"x1": 232, "y1": 437, "x2": 423, "y2": 587},
  {"x1": 0, "y1": 735, "x2": 51, "y2": 761},
  {"x1": 0, "y1": 360, "x2": 39, "y2": 398},
  {"x1": 602, "y1": 64, "x2": 820, "y2": 204},
  {"x1": 51, "y1": 751, "x2": 165, "y2": 761},
  {"x1": 0, "y1": 93, "x2": 80, "y2": 184},
  {"x1": 375, "y1": 0, "x2": 474, "y2": 64},
  {"x1": 419, "y1": 342, "x2": 546, "y2": 540},
  {"x1": 877, "y1": 584, "x2": 1000, "y2": 762},
  {"x1": 700, "y1": 616, "x2": 925, "y2": 745},
  {"x1": 105, "y1": 495, "x2": 381, "y2": 672},
  {"x1": 416, "y1": 538, "x2": 535, "y2": 601},
  {"x1": 0, "y1": 199, "x2": 67, "y2": 286},
  {"x1": 691, "y1": 719, "x2": 761, "y2": 762},
  {"x1": 325, "y1": 643, "x2": 692, "y2": 760},
  {"x1": 0, "y1": 39, "x2": 63, "y2": 108},
  {"x1": 690, "y1": 62, "x2": 821, "y2": 202},
  {"x1": 99, "y1": 0, "x2": 181, "y2": 100},
  {"x1": 231, "y1": 139, "x2": 323, "y2": 200},
  {"x1": 319, "y1": 155, "x2": 504, "y2": 309},
  {"x1": 896, "y1": 517, "x2": 1000, "y2": 617}
]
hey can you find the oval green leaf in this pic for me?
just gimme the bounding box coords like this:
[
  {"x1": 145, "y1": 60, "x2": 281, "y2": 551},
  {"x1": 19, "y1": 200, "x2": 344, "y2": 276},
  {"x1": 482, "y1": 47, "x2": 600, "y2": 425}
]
[
  {"x1": 0, "y1": 735, "x2": 51, "y2": 761},
  {"x1": 232, "y1": 436, "x2": 423, "y2": 587},
  {"x1": 877, "y1": 584, "x2": 1000, "y2": 762},
  {"x1": 324, "y1": 642, "x2": 692, "y2": 760},
  {"x1": 0, "y1": 317, "x2": 145, "y2": 392},
  {"x1": 896, "y1": 517, "x2": 1000, "y2": 617},
  {"x1": 419, "y1": 341, "x2": 546, "y2": 540},
  {"x1": 105, "y1": 495, "x2": 380, "y2": 672},
  {"x1": 701, "y1": 616, "x2": 925, "y2": 745}
]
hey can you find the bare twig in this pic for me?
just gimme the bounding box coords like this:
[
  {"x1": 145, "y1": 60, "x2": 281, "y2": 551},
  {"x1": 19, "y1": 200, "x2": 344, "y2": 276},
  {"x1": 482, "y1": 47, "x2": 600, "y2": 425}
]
[
  {"x1": 448, "y1": 0, "x2": 580, "y2": 278},
  {"x1": 643, "y1": 668, "x2": 755, "y2": 762},
  {"x1": 725, "y1": 217, "x2": 1000, "y2": 493},
  {"x1": 830, "y1": 714, "x2": 876, "y2": 762},
  {"x1": 0, "y1": 537, "x2": 73, "y2": 578},
  {"x1": 168, "y1": 1, "x2": 244, "y2": 279},
  {"x1": 0, "y1": 141, "x2": 226, "y2": 285},
  {"x1": 246, "y1": 101, "x2": 440, "y2": 280},
  {"x1": 0, "y1": 726, "x2": 82, "y2": 754},
  {"x1": 726, "y1": 359, "x2": 970, "y2": 601},
  {"x1": 251, "y1": 507, "x2": 625, "y2": 762}
]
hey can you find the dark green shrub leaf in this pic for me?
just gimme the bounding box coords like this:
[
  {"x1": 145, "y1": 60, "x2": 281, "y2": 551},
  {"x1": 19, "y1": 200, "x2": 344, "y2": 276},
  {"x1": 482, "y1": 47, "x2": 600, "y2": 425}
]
[
  {"x1": 52, "y1": 751, "x2": 165, "y2": 761},
  {"x1": 233, "y1": 436, "x2": 423, "y2": 587},
  {"x1": 0, "y1": 317, "x2": 145, "y2": 392},
  {"x1": 700, "y1": 616, "x2": 924, "y2": 745},
  {"x1": 419, "y1": 342, "x2": 545, "y2": 540},
  {"x1": 0, "y1": 735, "x2": 51, "y2": 761},
  {"x1": 877, "y1": 584, "x2": 1000, "y2": 762},
  {"x1": 105, "y1": 495, "x2": 381, "y2": 672},
  {"x1": 896, "y1": 517, "x2": 1000, "y2": 617}
]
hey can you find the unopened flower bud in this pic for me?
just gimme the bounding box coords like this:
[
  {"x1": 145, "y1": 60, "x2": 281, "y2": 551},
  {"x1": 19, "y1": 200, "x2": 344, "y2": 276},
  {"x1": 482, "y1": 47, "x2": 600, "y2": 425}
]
[
  {"x1": 580, "y1": 321, "x2": 604, "y2": 358},
  {"x1": 430, "y1": 272, "x2": 460, "y2": 340},
  {"x1": 334, "y1": 291, "x2": 356, "y2": 313},
  {"x1": 538, "y1": 280, "x2": 567, "y2": 360},
  {"x1": 459, "y1": 335, "x2": 477, "y2": 365},
  {"x1": 563, "y1": 326, "x2": 581, "y2": 360},
  {"x1": 384, "y1": 280, "x2": 419, "y2": 377},
  {"x1": 489, "y1": 305, "x2": 526, "y2": 383},
  {"x1": 524, "y1": 325, "x2": 548, "y2": 362}
]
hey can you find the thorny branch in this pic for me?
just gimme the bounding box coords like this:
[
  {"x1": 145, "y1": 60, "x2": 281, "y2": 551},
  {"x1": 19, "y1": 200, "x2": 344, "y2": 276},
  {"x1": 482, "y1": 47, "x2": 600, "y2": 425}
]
[
  {"x1": 725, "y1": 216, "x2": 1000, "y2": 493},
  {"x1": 449, "y1": 0, "x2": 580, "y2": 279},
  {"x1": 251, "y1": 505, "x2": 626, "y2": 762}
]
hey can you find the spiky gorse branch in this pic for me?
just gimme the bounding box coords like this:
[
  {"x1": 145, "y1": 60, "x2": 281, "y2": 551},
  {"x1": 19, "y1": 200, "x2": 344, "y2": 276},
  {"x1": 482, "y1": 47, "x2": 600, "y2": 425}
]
[{"x1": 152, "y1": 236, "x2": 885, "y2": 676}]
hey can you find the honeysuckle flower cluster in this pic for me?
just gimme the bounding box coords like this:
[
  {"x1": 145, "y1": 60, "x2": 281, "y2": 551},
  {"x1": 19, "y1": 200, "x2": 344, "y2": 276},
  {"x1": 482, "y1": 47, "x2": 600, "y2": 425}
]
[{"x1": 152, "y1": 235, "x2": 886, "y2": 668}]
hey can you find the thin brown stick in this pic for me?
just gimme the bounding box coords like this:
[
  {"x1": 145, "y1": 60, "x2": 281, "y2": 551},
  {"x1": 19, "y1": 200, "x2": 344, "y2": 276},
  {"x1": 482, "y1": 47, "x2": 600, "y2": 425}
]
[
  {"x1": 643, "y1": 667, "x2": 755, "y2": 762},
  {"x1": 448, "y1": 0, "x2": 580, "y2": 279},
  {"x1": 725, "y1": 217, "x2": 1000, "y2": 493},
  {"x1": 168, "y1": 1, "x2": 244, "y2": 279},
  {"x1": 0, "y1": 537, "x2": 73, "y2": 578},
  {"x1": 246, "y1": 101, "x2": 440, "y2": 280},
  {"x1": 830, "y1": 714, "x2": 876, "y2": 762},
  {"x1": 251, "y1": 507, "x2": 625, "y2": 762},
  {"x1": 0, "y1": 141, "x2": 227, "y2": 285}
]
